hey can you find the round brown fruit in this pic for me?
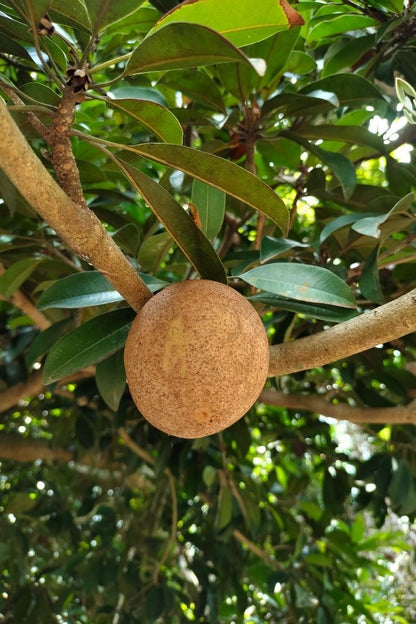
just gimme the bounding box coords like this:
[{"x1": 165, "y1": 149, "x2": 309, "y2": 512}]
[{"x1": 124, "y1": 279, "x2": 269, "y2": 438}]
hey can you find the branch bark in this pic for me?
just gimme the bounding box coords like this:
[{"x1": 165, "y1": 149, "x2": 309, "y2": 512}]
[
  {"x1": 0, "y1": 434, "x2": 73, "y2": 462},
  {"x1": 268, "y1": 289, "x2": 416, "y2": 376},
  {"x1": 0, "y1": 263, "x2": 51, "y2": 330},
  {"x1": 0, "y1": 100, "x2": 152, "y2": 312},
  {"x1": 260, "y1": 389, "x2": 416, "y2": 425}
]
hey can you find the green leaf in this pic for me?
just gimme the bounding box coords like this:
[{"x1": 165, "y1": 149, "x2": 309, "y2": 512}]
[
  {"x1": 138, "y1": 233, "x2": 173, "y2": 273},
  {"x1": 320, "y1": 212, "x2": 376, "y2": 244},
  {"x1": 215, "y1": 485, "x2": 233, "y2": 530},
  {"x1": 295, "y1": 124, "x2": 385, "y2": 153},
  {"x1": 25, "y1": 319, "x2": 73, "y2": 368},
  {"x1": 240, "y1": 263, "x2": 356, "y2": 308},
  {"x1": 191, "y1": 179, "x2": 226, "y2": 240},
  {"x1": 50, "y1": 0, "x2": 92, "y2": 31},
  {"x1": 106, "y1": 99, "x2": 183, "y2": 144},
  {"x1": 281, "y1": 131, "x2": 356, "y2": 200},
  {"x1": 96, "y1": 350, "x2": 126, "y2": 411},
  {"x1": 260, "y1": 236, "x2": 309, "y2": 263},
  {"x1": 300, "y1": 73, "x2": 384, "y2": 108},
  {"x1": 115, "y1": 159, "x2": 227, "y2": 284},
  {"x1": 38, "y1": 270, "x2": 166, "y2": 309},
  {"x1": 124, "y1": 23, "x2": 250, "y2": 75},
  {"x1": 352, "y1": 192, "x2": 414, "y2": 239},
  {"x1": 123, "y1": 143, "x2": 289, "y2": 234},
  {"x1": 249, "y1": 292, "x2": 358, "y2": 322},
  {"x1": 359, "y1": 246, "x2": 383, "y2": 304},
  {"x1": 158, "y1": 70, "x2": 226, "y2": 112},
  {"x1": 37, "y1": 272, "x2": 124, "y2": 309},
  {"x1": 307, "y1": 14, "x2": 378, "y2": 45},
  {"x1": 0, "y1": 258, "x2": 42, "y2": 297},
  {"x1": 43, "y1": 308, "x2": 135, "y2": 384},
  {"x1": 149, "y1": 0, "x2": 303, "y2": 46},
  {"x1": 18, "y1": 0, "x2": 50, "y2": 23},
  {"x1": 86, "y1": 0, "x2": 145, "y2": 32}
]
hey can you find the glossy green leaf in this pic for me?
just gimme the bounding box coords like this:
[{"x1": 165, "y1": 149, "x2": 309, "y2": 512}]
[
  {"x1": 295, "y1": 124, "x2": 385, "y2": 153},
  {"x1": 215, "y1": 485, "x2": 233, "y2": 530},
  {"x1": 43, "y1": 308, "x2": 135, "y2": 384},
  {"x1": 123, "y1": 143, "x2": 289, "y2": 234},
  {"x1": 249, "y1": 292, "x2": 358, "y2": 322},
  {"x1": 38, "y1": 270, "x2": 166, "y2": 310},
  {"x1": 96, "y1": 350, "x2": 126, "y2": 411},
  {"x1": 106, "y1": 99, "x2": 183, "y2": 144},
  {"x1": 0, "y1": 258, "x2": 42, "y2": 297},
  {"x1": 17, "y1": 0, "x2": 50, "y2": 23},
  {"x1": 138, "y1": 232, "x2": 173, "y2": 273},
  {"x1": 25, "y1": 319, "x2": 74, "y2": 368},
  {"x1": 124, "y1": 23, "x2": 250, "y2": 75},
  {"x1": 115, "y1": 159, "x2": 227, "y2": 283},
  {"x1": 260, "y1": 236, "x2": 309, "y2": 263},
  {"x1": 307, "y1": 14, "x2": 378, "y2": 45},
  {"x1": 320, "y1": 212, "x2": 376, "y2": 244},
  {"x1": 191, "y1": 179, "x2": 225, "y2": 240},
  {"x1": 282, "y1": 131, "x2": 356, "y2": 200},
  {"x1": 158, "y1": 70, "x2": 226, "y2": 112},
  {"x1": 263, "y1": 92, "x2": 336, "y2": 118},
  {"x1": 86, "y1": 0, "x2": 145, "y2": 32},
  {"x1": 150, "y1": 0, "x2": 303, "y2": 46},
  {"x1": 50, "y1": 0, "x2": 92, "y2": 31},
  {"x1": 321, "y1": 35, "x2": 375, "y2": 78},
  {"x1": 352, "y1": 193, "x2": 414, "y2": 239},
  {"x1": 38, "y1": 272, "x2": 124, "y2": 309},
  {"x1": 240, "y1": 263, "x2": 356, "y2": 307},
  {"x1": 300, "y1": 74, "x2": 384, "y2": 107},
  {"x1": 359, "y1": 246, "x2": 383, "y2": 303}
]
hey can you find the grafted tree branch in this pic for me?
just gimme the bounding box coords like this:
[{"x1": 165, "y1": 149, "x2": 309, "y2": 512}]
[
  {"x1": 0, "y1": 100, "x2": 152, "y2": 312},
  {"x1": 268, "y1": 289, "x2": 416, "y2": 376},
  {"x1": 260, "y1": 389, "x2": 416, "y2": 425}
]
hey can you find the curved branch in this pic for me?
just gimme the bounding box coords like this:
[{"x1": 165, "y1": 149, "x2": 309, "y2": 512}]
[
  {"x1": 260, "y1": 389, "x2": 416, "y2": 425},
  {"x1": 268, "y1": 289, "x2": 416, "y2": 376},
  {"x1": 0, "y1": 434, "x2": 73, "y2": 462},
  {"x1": 0, "y1": 263, "x2": 51, "y2": 330},
  {"x1": 0, "y1": 100, "x2": 152, "y2": 312}
]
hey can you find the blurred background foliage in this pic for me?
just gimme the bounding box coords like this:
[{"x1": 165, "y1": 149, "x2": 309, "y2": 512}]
[{"x1": 1, "y1": 0, "x2": 416, "y2": 621}]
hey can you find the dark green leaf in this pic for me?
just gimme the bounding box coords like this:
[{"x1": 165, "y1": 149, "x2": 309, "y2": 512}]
[
  {"x1": 115, "y1": 159, "x2": 227, "y2": 283},
  {"x1": 50, "y1": 0, "x2": 92, "y2": 31},
  {"x1": 123, "y1": 143, "x2": 289, "y2": 234},
  {"x1": 106, "y1": 98, "x2": 183, "y2": 144},
  {"x1": 86, "y1": 0, "x2": 145, "y2": 32},
  {"x1": 249, "y1": 292, "x2": 358, "y2": 322},
  {"x1": 191, "y1": 179, "x2": 225, "y2": 240},
  {"x1": 307, "y1": 14, "x2": 378, "y2": 45},
  {"x1": 95, "y1": 350, "x2": 126, "y2": 411},
  {"x1": 37, "y1": 271, "x2": 124, "y2": 309},
  {"x1": 281, "y1": 131, "x2": 356, "y2": 200},
  {"x1": 0, "y1": 258, "x2": 42, "y2": 297},
  {"x1": 43, "y1": 308, "x2": 135, "y2": 384},
  {"x1": 359, "y1": 246, "x2": 383, "y2": 303},
  {"x1": 158, "y1": 70, "x2": 226, "y2": 112},
  {"x1": 241, "y1": 263, "x2": 356, "y2": 308},
  {"x1": 300, "y1": 73, "x2": 384, "y2": 107},
  {"x1": 25, "y1": 319, "x2": 73, "y2": 368},
  {"x1": 124, "y1": 23, "x2": 250, "y2": 75},
  {"x1": 138, "y1": 233, "x2": 173, "y2": 273}
]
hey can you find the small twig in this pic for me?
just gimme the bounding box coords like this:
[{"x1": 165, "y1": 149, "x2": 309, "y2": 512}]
[{"x1": 232, "y1": 529, "x2": 283, "y2": 571}]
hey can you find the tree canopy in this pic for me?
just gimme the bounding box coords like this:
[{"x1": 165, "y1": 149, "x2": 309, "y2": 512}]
[{"x1": 1, "y1": 0, "x2": 416, "y2": 622}]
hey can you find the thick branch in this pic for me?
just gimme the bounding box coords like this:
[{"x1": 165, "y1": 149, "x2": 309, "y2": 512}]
[
  {"x1": 0, "y1": 368, "x2": 95, "y2": 414},
  {"x1": 260, "y1": 389, "x2": 416, "y2": 425},
  {"x1": 268, "y1": 289, "x2": 416, "y2": 376},
  {"x1": 0, "y1": 434, "x2": 73, "y2": 462},
  {"x1": 0, "y1": 100, "x2": 152, "y2": 311}
]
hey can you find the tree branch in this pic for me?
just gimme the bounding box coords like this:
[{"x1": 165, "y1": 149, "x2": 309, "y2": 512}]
[
  {"x1": 260, "y1": 389, "x2": 416, "y2": 425},
  {"x1": 0, "y1": 100, "x2": 152, "y2": 312},
  {"x1": 0, "y1": 368, "x2": 95, "y2": 414},
  {"x1": 0, "y1": 263, "x2": 51, "y2": 330},
  {"x1": 0, "y1": 434, "x2": 73, "y2": 462},
  {"x1": 268, "y1": 289, "x2": 416, "y2": 376}
]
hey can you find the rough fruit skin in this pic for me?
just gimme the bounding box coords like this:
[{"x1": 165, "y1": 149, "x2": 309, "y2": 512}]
[{"x1": 124, "y1": 280, "x2": 269, "y2": 438}]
